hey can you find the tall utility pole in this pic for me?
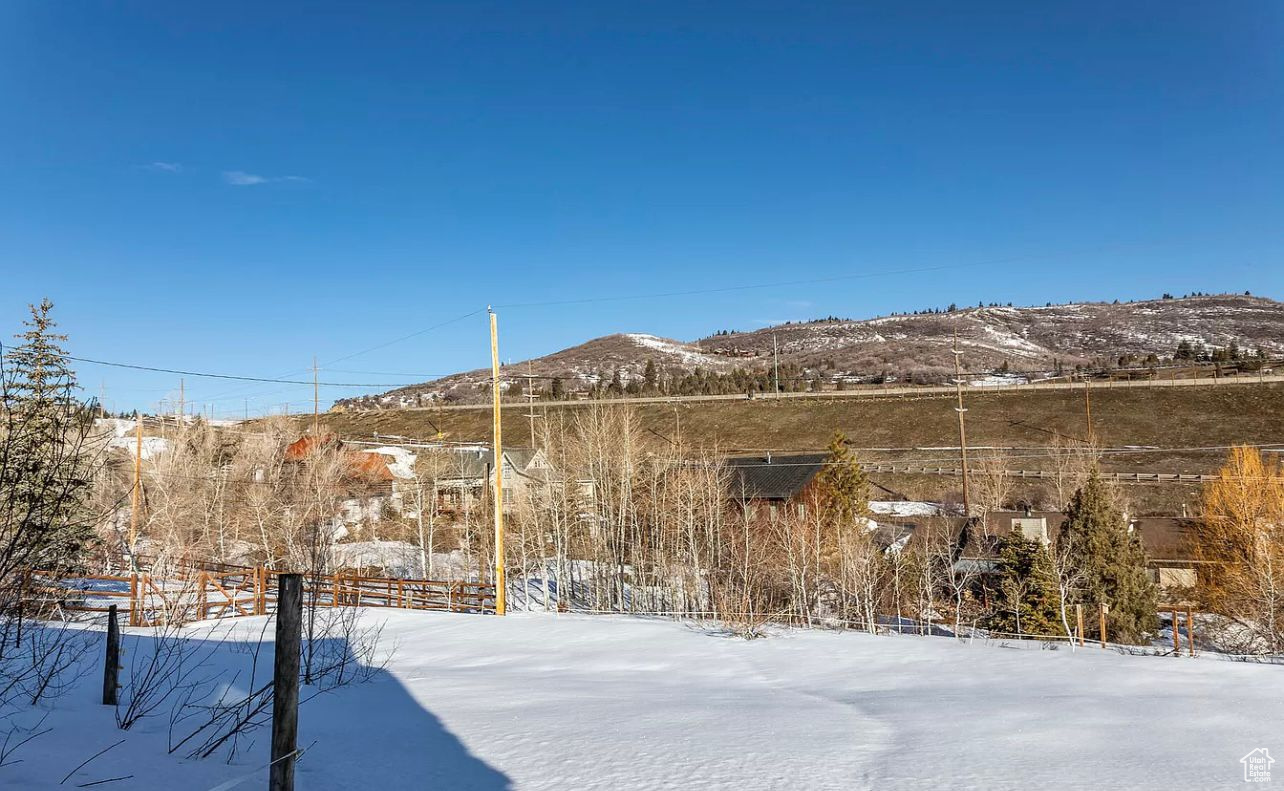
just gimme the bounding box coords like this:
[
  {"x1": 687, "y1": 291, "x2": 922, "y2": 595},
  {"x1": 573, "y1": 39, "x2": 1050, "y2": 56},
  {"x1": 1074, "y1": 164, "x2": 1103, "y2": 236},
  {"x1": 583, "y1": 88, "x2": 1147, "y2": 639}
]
[
  {"x1": 488, "y1": 308, "x2": 506, "y2": 616},
  {"x1": 177, "y1": 378, "x2": 185, "y2": 421},
  {"x1": 312, "y1": 356, "x2": 320, "y2": 437},
  {"x1": 951, "y1": 332, "x2": 971, "y2": 517},
  {"x1": 773, "y1": 333, "x2": 781, "y2": 396},
  {"x1": 523, "y1": 361, "x2": 540, "y2": 449},
  {"x1": 1083, "y1": 374, "x2": 1094, "y2": 443},
  {"x1": 129, "y1": 413, "x2": 143, "y2": 570}
]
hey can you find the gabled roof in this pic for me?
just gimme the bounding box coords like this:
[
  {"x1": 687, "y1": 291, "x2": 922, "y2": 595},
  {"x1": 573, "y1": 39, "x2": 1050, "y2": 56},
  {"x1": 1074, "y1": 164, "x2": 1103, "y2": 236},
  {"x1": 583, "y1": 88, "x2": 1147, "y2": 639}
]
[
  {"x1": 283, "y1": 434, "x2": 396, "y2": 481},
  {"x1": 439, "y1": 447, "x2": 546, "y2": 481},
  {"x1": 284, "y1": 433, "x2": 340, "y2": 461},
  {"x1": 726, "y1": 453, "x2": 827, "y2": 501},
  {"x1": 1131, "y1": 517, "x2": 1199, "y2": 562}
]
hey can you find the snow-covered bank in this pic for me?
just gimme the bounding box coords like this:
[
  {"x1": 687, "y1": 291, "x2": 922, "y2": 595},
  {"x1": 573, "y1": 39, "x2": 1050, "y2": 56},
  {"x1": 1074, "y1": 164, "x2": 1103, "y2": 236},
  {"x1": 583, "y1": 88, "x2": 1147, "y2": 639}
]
[{"x1": 7, "y1": 612, "x2": 1282, "y2": 789}]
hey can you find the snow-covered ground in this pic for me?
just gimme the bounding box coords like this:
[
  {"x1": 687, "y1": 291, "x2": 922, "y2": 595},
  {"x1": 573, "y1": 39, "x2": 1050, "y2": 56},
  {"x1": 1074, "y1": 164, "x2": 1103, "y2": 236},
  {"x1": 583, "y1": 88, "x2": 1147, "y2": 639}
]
[
  {"x1": 7, "y1": 612, "x2": 1283, "y2": 790},
  {"x1": 868, "y1": 500, "x2": 944, "y2": 517}
]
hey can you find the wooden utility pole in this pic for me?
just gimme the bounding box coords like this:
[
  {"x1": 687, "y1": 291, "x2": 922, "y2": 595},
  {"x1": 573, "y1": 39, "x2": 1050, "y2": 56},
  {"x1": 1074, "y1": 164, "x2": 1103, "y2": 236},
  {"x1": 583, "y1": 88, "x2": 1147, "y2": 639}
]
[
  {"x1": 951, "y1": 332, "x2": 972, "y2": 517},
  {"x1": 270, "y1": 574, "x2": 302, "y2": 791},
  {"x1": 102, "y1": 604, "x2": 121, "y2": 705},
  {"x1": 312, "y1": 356, "x2": 320, "y2": 437},
  {"x1": 1083, "y1": 374, "x2": 1094, "y2": 443},
  {"x1": 523, "y1": 361, "x2": 540, "y2": 449},
  {"x1": 772, "y1": 333, "x2": 781, "y2": 396},
  {"x1": 129, "y1": 414, "x2": 143, "y2": 570},
  {"x1": 178, "y1": 378, "x2": 185, "y2": 420},
  {"x1": 489, "y1": 308, "x2": 506, "y2": 616}
]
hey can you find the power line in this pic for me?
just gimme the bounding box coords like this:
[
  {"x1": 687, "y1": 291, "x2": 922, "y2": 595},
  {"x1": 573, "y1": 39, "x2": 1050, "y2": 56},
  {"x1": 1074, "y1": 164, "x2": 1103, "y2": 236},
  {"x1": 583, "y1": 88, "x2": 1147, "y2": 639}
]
[
  {"x1": 186, "y1": 307, "x2": 485, "y2": 405},
  {"x1": 67, "y1": 356, "x2": 428, "y2": 388},
  {"x1": 321, "y1": 308, "x2": 486, "y2": 366}
]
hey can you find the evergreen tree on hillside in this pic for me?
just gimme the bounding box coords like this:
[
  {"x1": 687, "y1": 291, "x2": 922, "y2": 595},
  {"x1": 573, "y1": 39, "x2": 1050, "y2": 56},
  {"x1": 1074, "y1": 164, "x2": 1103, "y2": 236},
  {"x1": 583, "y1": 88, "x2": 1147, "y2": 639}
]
[
  {"x1": 643, "y1": 359, "x2": 658, "y2": 393},
  {"x1": 1058, "y1": 473, "x2": 1158, "y2": 643},
  {"x1": 987, "y1": 532, "x2": 1061, "y2": 636}
]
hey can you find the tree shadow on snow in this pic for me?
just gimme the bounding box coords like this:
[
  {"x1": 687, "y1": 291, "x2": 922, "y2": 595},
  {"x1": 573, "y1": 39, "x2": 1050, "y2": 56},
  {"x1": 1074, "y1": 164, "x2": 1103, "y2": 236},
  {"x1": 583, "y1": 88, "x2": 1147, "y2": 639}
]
[
  {"x1": 296, "y1": 642, "x2": 513, "y2": 790},
  {"x1": 43, "y1": 621, "x2": 513, "y2": 791}
]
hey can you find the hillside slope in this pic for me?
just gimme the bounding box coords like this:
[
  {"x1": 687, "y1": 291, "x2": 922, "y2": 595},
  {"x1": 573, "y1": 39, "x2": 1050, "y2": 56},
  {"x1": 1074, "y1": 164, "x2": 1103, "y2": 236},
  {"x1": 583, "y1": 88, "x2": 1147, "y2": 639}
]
[{"x1": 342, "y1": 293, "x2": 1284, "y2": 408}]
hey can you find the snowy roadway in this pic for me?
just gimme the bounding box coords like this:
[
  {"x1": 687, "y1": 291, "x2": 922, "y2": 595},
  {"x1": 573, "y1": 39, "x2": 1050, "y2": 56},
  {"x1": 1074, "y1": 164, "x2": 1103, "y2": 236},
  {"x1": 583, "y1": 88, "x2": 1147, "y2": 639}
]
[{"x1": 12, "y1": 611, "x2": 1284, "y2": 790}]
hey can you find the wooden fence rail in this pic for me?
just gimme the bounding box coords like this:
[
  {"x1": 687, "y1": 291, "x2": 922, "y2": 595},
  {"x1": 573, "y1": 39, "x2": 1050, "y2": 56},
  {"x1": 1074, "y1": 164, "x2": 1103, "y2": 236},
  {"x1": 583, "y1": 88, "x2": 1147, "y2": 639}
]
[{"x1": 27, "y1": 564, "x2": 495, "y2": 627}]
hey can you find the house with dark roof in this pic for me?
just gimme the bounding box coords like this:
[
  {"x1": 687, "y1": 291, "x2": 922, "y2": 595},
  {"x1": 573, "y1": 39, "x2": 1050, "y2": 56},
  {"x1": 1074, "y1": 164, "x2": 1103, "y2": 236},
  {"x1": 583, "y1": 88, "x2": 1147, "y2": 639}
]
[{"x1": 725, "y1": 453, "x2": 828, "y2": 521}]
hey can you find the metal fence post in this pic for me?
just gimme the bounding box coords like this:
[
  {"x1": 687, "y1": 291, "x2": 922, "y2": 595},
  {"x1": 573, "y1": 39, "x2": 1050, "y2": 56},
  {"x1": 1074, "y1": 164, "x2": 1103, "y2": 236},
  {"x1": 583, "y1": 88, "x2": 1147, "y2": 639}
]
[
  {"x1": 270, "y1": 573, "x2": 303, "y2": 791},
  {"x1": 102, "y1": 604, "x2": 121, "y2": 705}
]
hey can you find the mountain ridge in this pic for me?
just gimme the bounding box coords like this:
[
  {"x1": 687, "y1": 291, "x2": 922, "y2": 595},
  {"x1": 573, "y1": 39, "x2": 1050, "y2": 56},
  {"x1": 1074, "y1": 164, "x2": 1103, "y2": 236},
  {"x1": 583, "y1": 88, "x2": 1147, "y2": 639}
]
[{"x1": 339, "y1": 293, "x2": 1284, "y2": 409}]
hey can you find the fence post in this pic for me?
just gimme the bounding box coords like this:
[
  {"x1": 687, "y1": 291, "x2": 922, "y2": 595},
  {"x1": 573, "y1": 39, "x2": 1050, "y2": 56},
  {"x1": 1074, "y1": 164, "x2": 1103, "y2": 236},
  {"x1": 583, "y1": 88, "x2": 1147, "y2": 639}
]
[
  {"x1": 1186, "y1": 607, "x2": 1195, "y2": 657},
  {"x1": 270, "y1": 573, "x2": 303, "y2": 791},
  {"x1": 1099, "y1": 603, "x2": 1108, "y2": 648},
  {"x1": 102, "y1": 605, "x2": 121, "y2": 705},
  {"x1": 129, "y1": 573, "x2": 140, "y2": 627},
  {"x1": 252, "y1": 567, "x2": 261, "y2": 616},
  {"x1": 197, "y1": 572, "x2": 208, "y2": 622},
  {"x1": 1075, "y1": 604, "x2": 1085, "y2": 647},
  {"x1": 1171, "y1": 607, "x2": 1180, "y2": 653}
]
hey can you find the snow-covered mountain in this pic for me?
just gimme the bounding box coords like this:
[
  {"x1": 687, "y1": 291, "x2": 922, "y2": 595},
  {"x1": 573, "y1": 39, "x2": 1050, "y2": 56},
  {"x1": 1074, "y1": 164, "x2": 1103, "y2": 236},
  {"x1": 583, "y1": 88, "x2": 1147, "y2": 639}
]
[{"x1": 340, "y1": 294, "x2": 1284, "y2": 408}]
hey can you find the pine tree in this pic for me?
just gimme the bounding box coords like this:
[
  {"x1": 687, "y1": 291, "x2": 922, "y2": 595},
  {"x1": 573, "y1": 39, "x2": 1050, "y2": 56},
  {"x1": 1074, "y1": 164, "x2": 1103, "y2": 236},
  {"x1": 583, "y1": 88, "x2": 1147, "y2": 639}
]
[
  {"x1": 987, "y1": 532, "x2": 1061, "y2": 636},
  {"x1": 643, "y1": 359, "x2": 658, "y2": 393},
  {"x1": 4, "y1": 299, "x2": 80, "y2": 440},
  {"x1": 550, "y1": 377, "x2": 565, "y2": 400},
  {"x1": 1, "y1": 300, "x2": 96, "y2": 603},
  {"x1": 1058, "y1": 473, "x2": 1158, "y2": 643},
  {"x1": 815, "y1": 431, "x2": 869, "y2": 529}
]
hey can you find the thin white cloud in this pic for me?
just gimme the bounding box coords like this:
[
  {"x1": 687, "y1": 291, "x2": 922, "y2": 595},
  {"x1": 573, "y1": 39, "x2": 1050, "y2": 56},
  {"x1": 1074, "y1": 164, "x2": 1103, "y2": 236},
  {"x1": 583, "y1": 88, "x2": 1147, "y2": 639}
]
[
  {"x1": 222, "y1": 170, "x2": 312, "y2": 186},
  {"x1": 222, "y1": 170, "x2": 268, "y2": 186},
  {"x1": 145, "y1": 161, "x2": 182, "y2": 173}
]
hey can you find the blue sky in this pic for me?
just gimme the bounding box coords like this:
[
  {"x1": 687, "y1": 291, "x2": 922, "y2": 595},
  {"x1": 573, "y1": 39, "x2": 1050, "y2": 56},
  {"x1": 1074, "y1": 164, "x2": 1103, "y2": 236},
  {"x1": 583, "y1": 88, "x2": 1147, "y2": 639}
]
[{"x1": 2, "y1": 2, "x2": 1281, "y2": 416}]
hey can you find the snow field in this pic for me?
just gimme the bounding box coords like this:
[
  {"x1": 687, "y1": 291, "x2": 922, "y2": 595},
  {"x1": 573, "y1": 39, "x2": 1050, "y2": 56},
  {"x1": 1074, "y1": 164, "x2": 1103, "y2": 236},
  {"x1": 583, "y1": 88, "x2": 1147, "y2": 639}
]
[{"x1": 6, "y1": 611, "x2": 1283, "y2": 790}]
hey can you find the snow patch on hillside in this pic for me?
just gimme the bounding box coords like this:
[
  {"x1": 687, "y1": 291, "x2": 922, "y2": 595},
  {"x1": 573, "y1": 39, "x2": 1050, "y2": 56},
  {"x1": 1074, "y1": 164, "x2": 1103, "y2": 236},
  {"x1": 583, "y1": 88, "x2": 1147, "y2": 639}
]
[{"x1": 625, "y1": 333, "x2": 725, "y2": 367}]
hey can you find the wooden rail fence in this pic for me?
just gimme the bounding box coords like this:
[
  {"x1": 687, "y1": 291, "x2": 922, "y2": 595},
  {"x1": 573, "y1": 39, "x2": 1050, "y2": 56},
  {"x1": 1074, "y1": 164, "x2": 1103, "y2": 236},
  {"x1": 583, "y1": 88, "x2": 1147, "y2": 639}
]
[
  {"x1": 27, "y1": 565, "x2": 495, "y2": 627},
  {"x1": 863, "y1": 464, "x2": 1218, "y2": 483}
]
